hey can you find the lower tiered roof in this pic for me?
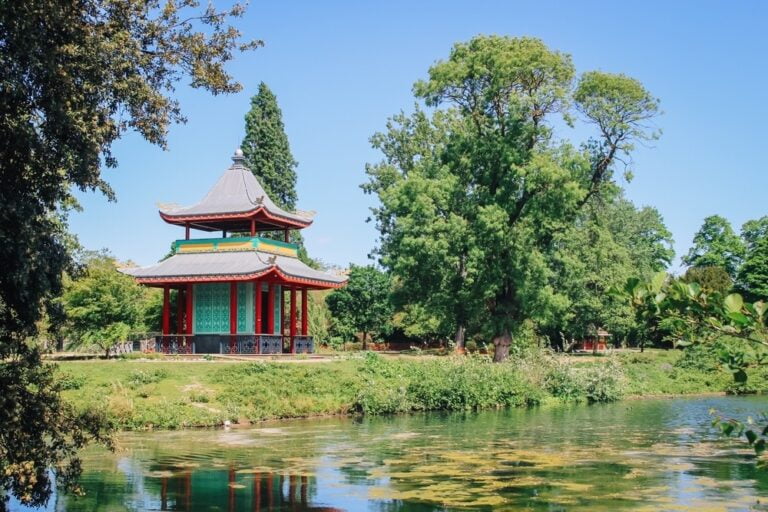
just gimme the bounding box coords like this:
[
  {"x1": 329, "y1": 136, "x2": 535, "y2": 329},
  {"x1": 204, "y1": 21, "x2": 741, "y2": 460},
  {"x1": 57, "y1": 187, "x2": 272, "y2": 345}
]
[{"x1": 122, "y1": 236, "x2": 345, "y2": 289}]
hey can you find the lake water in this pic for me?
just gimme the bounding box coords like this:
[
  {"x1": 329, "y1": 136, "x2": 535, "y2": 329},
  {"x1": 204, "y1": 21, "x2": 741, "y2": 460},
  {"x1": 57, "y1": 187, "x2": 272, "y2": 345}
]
[{"x1": 18, "y1": 396, "x2": 768, "y2": 511}]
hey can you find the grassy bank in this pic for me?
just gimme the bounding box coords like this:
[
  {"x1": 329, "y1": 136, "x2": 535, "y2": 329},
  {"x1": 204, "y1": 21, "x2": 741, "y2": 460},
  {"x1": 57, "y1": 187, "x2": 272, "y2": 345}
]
[{"x1": 56, "y1": 350, "x2": 768, "y2": 430}]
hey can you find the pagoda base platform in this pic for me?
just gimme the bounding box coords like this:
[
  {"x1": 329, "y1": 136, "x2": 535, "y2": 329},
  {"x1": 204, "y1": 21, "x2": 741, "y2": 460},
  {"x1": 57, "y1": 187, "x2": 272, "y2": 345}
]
[{"x1": 151, "y1": 334, "x2": 314, "y2": 355}]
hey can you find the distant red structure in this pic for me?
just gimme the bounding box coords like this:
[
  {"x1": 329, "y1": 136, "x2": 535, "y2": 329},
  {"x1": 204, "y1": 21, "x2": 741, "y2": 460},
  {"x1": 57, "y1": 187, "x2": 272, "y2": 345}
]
[{"x1": 577, "y1": 329, "x2": 611, "y2": 352}]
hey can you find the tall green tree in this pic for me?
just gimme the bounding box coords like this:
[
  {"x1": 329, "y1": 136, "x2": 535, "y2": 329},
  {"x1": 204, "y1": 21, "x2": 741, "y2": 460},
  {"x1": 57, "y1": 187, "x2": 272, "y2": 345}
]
[
  {"x1": 366, "y1": 36, "x2": 660, "y2": 361},
  {"x1": 738, "y1": 216, "x2": 768, "y2": 301},
  {"x1": 547, "y1": 197, "x2": 674, "y2": 348},
  {"x1": 0, "y1": 1, "x2": 257, "y2": 507},
  {"x1": 683, "y1": 215, "x2": 745, "y2": 278},
  {"x1": 326, "y1": 265, "x2": 392, "y2": 350},
  {"x1": 364, "y1": 107, "x2": 477, "y2": 351},
  {"x1": 61, "y1": 255, "x2": 148, "y2": 358},
  {"x1": 242, "y1": 82, "x2": 299, "y2": 210}
]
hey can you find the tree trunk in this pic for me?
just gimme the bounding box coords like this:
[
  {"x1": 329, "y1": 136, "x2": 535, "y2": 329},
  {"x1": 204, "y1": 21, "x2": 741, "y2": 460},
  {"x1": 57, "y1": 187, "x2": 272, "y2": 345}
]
[
  {"x1": 492, "y1": 332, "x2": 511, "y2": 362},
  {"x1": 362, "y1": 331, "x2": 368, "y2": 351},
  {"x1": 105, "y1": 347, "x2": 111, "y2": 359},
  {"x1": 454, "y1": 324, "x2": 466, "y2": 353}
]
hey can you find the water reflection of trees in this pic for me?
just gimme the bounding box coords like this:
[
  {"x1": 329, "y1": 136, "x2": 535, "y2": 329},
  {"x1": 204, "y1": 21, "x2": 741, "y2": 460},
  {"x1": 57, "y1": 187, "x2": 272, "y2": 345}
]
[{"x1": 53, "y1": 400, "x2": 768, "y2": 511}]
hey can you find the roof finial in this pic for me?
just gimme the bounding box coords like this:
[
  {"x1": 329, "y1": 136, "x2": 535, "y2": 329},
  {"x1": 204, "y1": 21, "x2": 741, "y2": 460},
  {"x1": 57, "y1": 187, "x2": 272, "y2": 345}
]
[{"x1": 232, "y1": 147, "x2": 245, "y2": 167}]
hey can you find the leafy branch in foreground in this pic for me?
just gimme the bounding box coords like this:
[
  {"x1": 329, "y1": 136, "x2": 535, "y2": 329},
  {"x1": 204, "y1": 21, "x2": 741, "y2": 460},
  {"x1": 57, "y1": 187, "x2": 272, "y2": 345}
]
[
  {"x1": 0, "y1": 0, "x2": 257, "y2": 508},
  {"x1": 710, "y1": 410, "x2": 767, "y2": 467},
  {"x1": 622, "y1": 272, "x2": 768, "y2": 463},
  {"x1": 623, "y1": 272, "x2": 767, "y2": 350}
]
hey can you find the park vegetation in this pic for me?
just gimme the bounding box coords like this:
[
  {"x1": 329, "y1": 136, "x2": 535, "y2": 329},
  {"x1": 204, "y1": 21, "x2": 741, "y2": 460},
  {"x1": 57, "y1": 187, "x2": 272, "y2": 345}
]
[
  {"x1": 2, "y1": 8, "x2": 768, "y2": 507},
  {"x1": 0, "y1": 0, "x2": 258, "y2": 507},
  {"x1": 55, "y1": 349, "x2": 767, "y2": 431},
  {"x1": 362, "y1": 36, "x2": 665, "y2": 361}
]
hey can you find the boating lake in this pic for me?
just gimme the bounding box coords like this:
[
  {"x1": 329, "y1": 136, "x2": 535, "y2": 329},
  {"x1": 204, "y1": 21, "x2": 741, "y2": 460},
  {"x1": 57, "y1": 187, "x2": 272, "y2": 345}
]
[{"x1": 17, "y1": 395, "x2": 768, "y2": 511}]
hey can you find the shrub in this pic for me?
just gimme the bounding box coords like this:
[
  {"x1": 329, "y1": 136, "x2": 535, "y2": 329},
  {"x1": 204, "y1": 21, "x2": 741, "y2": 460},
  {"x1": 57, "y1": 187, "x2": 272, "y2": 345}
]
[
  {"x1": 126, "y1": 368, "x2": 168, "y2": 388},
  {"x1": 352, "y1": 354, "x2": 541, "y2": 414},
  {"x1": 543, "y1": 360, "x2": 585, "y2": 402},
  {"x1": 57, "y1": 371, "x2": 86, "y2": 391},
  {"x1": 578, "y1": 361, "x2": 625, "y2": 403}
]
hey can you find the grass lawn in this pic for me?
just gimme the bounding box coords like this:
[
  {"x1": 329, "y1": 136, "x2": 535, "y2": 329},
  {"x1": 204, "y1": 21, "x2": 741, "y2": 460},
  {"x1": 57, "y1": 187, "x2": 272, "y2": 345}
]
[{"x1": 55, "y1": 349, "x2": 767, "y2": 430}]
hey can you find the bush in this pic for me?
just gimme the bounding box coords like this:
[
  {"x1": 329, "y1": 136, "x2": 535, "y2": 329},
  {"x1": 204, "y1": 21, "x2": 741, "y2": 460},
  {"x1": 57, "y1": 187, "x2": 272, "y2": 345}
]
[
  {"x1": 578, "y1": 361, "x2": 625, "y2": 403},
  {"x1": 126, "y1": 368, "x2": 168, "y2": 388},
  {"x1": 57, "y1": 371, "x2": 86, "y2": 390},
  {"x1": 352, "y1": 353, "x2": 542, "y2": 414},
  {"x1": 543, "y1": 360, "x2": 585, "y2": 402}
]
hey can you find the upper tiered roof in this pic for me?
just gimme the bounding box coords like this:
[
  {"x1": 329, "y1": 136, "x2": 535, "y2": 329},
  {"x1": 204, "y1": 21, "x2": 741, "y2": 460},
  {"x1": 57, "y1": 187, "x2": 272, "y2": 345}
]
[{"x1": 159, "y1": 149, "x2": 312, "y2": 232}]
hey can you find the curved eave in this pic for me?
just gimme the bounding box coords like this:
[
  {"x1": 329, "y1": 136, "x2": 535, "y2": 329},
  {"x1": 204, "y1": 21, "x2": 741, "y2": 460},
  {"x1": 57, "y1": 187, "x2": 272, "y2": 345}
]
[
  {"x1": 159, "y1": 206, "x2": 312, "y2": 230},
  {"x1": 134, "y1": 267, "x2": 346, "y2": 290}
]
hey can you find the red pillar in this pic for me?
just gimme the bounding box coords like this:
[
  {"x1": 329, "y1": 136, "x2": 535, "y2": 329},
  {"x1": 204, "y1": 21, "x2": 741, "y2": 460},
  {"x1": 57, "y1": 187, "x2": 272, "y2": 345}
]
[
  {"x1": 284, "y1": 229, "x2": 289, "y2": 243},
  {"x1": 290, "y1": 288, "x2": 297, "y2": 353},
  {"x1": 185, "y1": 284, "x2": 193, "y2": 335},
  {"x1": 255, "y1": 281, "x2": 262, "y2": 334},
  {"x1": 229, "y1": 282, "x2": 237, "y2": 352},
  {"x1": 162, "y1": 285, "x2": 170, "y2": 335},
  {"x1": 250, "y1": 218, "x2": 256, "y2": 237},
  {"x1": 176, "y1": 288, "x2": 184, "y2": 335},
  {"x1": 267, "y1": 283, "x2": 275, "y2": 334},
  {"x1": 185, "y1": 223, "x2": 190, "y2": 240},
  {"x1": 301, "y1": 288, "x2": 308, "y2": 336},
  {"x1": 229, "y1": 283, "x2": 238, "y2": 333}
]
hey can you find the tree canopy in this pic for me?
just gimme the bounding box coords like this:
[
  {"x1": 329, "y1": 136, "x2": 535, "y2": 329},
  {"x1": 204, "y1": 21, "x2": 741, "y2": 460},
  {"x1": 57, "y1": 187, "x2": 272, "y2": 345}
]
[
  {"x1": 546, "y1": 197, "x2": 674, "y2": 347},
  {"x1": 60, "y1": 254, "x2": 152, "y2": 358},
  {"x1": 682, "y1": 215, "x2": 745, "y2": 278},
  {"x1": 365, "y1": 35, "x2": 661, "y2": 360},
  {"x1": 738, "y1": 216, "x2": 768, "y2": 301},
  {"x1": 326, "y1": 265, "x2": 392, "y2": 350},
  {"x1": 682, "y1": 266, "x2": 733, "y2": 295},
  {"x1": 0, "y1": 0, "x2": 256, "y2": 507}
]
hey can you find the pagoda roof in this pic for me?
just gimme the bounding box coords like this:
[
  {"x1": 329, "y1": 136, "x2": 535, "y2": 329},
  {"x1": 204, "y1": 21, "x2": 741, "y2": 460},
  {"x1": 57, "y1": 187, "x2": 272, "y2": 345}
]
[
  {"x1": 159, "y1": 149, "x2": 312, "y2": 231},
  {"x1": 122, "y1": 250, "x2": 346, "y2": 289}
]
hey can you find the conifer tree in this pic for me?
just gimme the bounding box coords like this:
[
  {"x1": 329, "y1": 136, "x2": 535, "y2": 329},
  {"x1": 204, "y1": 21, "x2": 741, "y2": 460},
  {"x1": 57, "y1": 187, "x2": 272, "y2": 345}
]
[{"x1": 242, "y1": 82, "x2": 298, "y2": 210}]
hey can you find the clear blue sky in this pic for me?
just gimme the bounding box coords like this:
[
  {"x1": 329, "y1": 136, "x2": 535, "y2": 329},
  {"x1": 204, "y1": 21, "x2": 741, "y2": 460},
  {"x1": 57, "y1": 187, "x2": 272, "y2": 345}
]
[{"x1": 69, "y1": 1, "x2": 768, "y2": 270}]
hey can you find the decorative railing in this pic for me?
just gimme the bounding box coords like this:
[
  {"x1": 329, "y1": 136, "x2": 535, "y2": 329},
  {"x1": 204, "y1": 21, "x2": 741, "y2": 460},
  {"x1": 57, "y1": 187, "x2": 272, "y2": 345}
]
[
  {"x1": 259, "y1": 335, "x2": 284, "y2": 354},
  {"x1": 153, "y1": 334, "x2": 313, "y2": 355},
  {"x1": 154, "y1": 335, "x2": 195, "y2": 355},
  {"x1": 106, "y1": 342, "x2": 135, "y2": 356},
  {"x1": 293, "y1": 336, "x2": 314, "y2": 354}
]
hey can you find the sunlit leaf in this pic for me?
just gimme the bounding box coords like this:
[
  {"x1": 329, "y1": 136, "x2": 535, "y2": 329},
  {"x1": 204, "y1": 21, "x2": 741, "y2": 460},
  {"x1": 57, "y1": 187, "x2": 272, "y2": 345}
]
[
  {"x1": 724, "y1": 293, "x2": 744, "y2": 314},
  {"x1": 727, "y1": 311, "x2": 750, "y2": 327}
]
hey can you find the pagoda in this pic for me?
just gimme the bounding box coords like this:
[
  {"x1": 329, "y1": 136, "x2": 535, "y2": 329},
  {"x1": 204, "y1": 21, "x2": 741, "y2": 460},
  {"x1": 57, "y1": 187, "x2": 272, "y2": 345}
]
[{"x1": 124, "y1": 149, "x2": 345, "y2": 355}]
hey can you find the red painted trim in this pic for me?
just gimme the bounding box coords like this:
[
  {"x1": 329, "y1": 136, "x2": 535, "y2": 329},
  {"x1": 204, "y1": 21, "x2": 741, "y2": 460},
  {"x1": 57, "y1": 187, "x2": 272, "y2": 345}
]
[
  {"x1": 267, "y1": 283, "x2": 275, "y2": 334},
  {"x1": 162, "y1": 286, "x2": 170, "y2": 335},
  {"x1": 176, "y1": 289, "x2": 184, "y2": 335},
  {"x1": 229, "y1": 282, "x2": 237, "y2": 335},
  {"x1": 135, "y1": 267, "x2": 346, "y2": 289},
  {"x1": 255, "y1": 280, "x2": 262, "y2": 335},
  {"x1": 185, "y1": 284, "x2": 193, "y2": 335},
  {"x1": 301, "y1": 288, "x2": 308, "y2": 336},
  {"x1": 290, "y1": 288, "x2": 297, "y2": 353},
  {"x1": 159, "y1": 206, "x2": 311, "y2": 229}
]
